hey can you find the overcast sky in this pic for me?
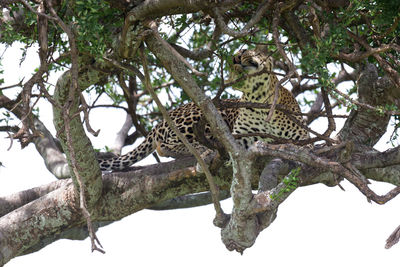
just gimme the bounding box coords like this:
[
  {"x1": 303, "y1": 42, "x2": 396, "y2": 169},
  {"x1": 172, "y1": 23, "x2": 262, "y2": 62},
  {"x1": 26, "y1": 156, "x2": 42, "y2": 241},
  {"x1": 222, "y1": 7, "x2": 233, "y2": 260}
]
[{"x1": 1, "y1": 43, "x2": 400, "y2": 267}]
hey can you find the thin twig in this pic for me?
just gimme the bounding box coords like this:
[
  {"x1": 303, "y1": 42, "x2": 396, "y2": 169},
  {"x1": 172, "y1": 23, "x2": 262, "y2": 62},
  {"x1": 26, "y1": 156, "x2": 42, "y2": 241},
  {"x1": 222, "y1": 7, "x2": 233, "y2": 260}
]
[
  {"x1": 0, "y1": 80, "x2": 24, "y2": 91},
  {"x1": 330, "y1": 87, "x2": 400, "y2": 116},
  {"x1": 103, "y1": 56, "x2": 145, "y2": 81},
  {"x1": 117, "y1": 72, "x2": 162, "y2": 163},
  {"x1": 272, "y1": 2, "x2": 300, "y2": 83},
  {"x1": 214, "y1": 53, "x2": 226, "y2": 100},
  {"x1": 6, "y1": 130, "x2": 13, "y2": 151},
  {"x1": 320, "y1": 87, "x2": 335, "y2": 144},
  {"x1": 89, "y1": 104, "x2": 129, "y2": 112},
  {"x1": 79, "y1": 93, "x2": 100, "y2": 137},
  {"x1": 117, "y1": 74, "x2": 147, "y2": 135},
  {"x1": 38, "y1": 81, "x2": 59, "y2": 108}
]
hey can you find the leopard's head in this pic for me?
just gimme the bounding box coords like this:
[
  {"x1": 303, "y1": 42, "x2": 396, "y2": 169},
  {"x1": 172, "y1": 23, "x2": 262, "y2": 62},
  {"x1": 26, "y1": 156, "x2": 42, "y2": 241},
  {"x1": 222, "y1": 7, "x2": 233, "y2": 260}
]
[{"x1": 229, "y1": 46, "x2": 273, "y2": 86}]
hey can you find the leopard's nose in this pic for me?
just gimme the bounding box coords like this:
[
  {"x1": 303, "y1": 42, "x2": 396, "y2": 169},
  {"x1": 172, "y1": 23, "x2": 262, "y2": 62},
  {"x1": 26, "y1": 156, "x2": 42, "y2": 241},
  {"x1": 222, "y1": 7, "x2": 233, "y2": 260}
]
[{"x1": 248, "y1": 59, "x2": 258, "y2": 68}]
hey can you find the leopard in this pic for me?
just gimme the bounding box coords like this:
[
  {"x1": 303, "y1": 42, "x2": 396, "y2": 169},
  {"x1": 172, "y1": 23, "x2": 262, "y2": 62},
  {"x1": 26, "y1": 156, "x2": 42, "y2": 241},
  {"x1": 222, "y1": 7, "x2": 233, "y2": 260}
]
[{"x1": 98, "y1": 46, "x2": 309, "y2": 171}]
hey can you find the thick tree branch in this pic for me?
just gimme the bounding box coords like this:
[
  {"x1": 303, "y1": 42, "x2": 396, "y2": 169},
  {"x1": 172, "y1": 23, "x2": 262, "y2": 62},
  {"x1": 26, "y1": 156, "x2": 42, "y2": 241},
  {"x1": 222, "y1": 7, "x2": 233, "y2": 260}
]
[
  {"x1": 125, "y1": 0, "x2": 239, "y2": 22},
  {"x1": 110, "y1": 113, "x2": 133, "y2": 155},
  {"x1": 0, "y1": 183, "x2": 80, "y2": 266},
  {"x1": 3, "y1": 134, "x2": 400, "y2": 262},
  {"x1": 149, "y1": 191, "x2": 231, "y2": 210},
  {"x1": 353, "y1": 147, "x2": 400, "y2": 170},
  {"x1": 33, "y1": 118, "x2": 70, "y2": 179},
  {"x1": 170, "y1": 43, "x2": 214, "y2": 60},
  {"x1": 0, "y1": 180, "x2": 71, "y2": 218},
  {"x1": 0, "y1": 157, "x2": 204, "y2": 265},
  {"x1": 337, "y1": 64, "x2": 392, "y2": 146}
]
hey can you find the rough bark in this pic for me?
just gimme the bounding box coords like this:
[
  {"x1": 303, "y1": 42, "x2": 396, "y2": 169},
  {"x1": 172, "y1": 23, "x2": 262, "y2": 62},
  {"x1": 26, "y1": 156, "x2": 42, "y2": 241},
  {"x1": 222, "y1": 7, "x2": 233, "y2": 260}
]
[
  {"x1": 52, "y1": 68, "x2": 104, "y2": 206},
  {"x1": 337, "y1": 64, "x2": 392, "y2": 146}
]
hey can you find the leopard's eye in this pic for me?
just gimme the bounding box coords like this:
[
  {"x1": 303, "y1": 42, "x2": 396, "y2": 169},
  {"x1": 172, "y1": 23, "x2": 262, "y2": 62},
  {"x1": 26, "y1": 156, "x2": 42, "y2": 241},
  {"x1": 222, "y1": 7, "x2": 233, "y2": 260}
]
[
  {"x1": 233, "y1": 49, "x2": 247, "y2": 64},
  {"x1": 233, "y1": 54, "x2": 241, "y2": 64}
]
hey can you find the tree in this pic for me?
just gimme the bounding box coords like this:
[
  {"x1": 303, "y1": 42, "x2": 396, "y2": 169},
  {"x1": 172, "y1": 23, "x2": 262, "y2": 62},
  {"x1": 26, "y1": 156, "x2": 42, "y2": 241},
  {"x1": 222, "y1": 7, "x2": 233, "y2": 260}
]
[{"x1": 0, "y1": 0, "x2": 399, "y2": 265}]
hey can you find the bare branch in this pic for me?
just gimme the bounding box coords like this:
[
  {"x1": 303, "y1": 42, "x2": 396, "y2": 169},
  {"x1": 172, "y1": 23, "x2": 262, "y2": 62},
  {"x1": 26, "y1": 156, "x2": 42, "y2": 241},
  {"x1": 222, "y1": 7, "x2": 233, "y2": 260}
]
[
  {"x1": 149, "y1": 191, "x2": 231, "y2": 210},
  {"x1": 171, "y1": 43, "x2": 214, "y2": 60},
  {"x1": 320, "y1": 87, "x2": 335, "y2": 143},
  {"x1": 0, "y1": 80, "x2": 23, "y2": 91},
  {"x1": 110, "y1": 113, "x2": 133, "y2": 155},
  {"x1": 333, "y1": 44, "x2": 394, "y2": 63},
  {"x1": 386, "y1": 225, "x2": 400, "y2": 249},
  {"x1": 0, "y1": 179, "x2": 70, "y2": 217},
  {"x1": 352, "y1": 146, "x2": 400, "y2": 170},
  {"x1": 79, "y1": 93, "x2": 100, "y2": 137},
  {"x1": 0, "y1": 125, "x2": 19, "y2": 133},
  {"x1": 251, "y1": 142, "x2": 400, "y2": 205},
  {"x1": 33, "y1": 118, "x2": 70, "y2": 179},
  {"x1": 212, "y1": 0, "x2": 274, "y2": 38}
]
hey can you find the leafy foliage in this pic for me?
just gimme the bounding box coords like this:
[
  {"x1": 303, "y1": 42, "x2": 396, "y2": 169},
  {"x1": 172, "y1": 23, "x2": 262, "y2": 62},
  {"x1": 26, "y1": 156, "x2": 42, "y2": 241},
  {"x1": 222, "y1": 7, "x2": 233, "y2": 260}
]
[
  {"x1": 271, "y1": 167, "x2": 300, "y2": 201},
  {"x1": 0, "y1": 0, "x2": 399, "y2": 143},
  {"x1": 73, "y1": 0, "x2": 123, "y2": 58}
]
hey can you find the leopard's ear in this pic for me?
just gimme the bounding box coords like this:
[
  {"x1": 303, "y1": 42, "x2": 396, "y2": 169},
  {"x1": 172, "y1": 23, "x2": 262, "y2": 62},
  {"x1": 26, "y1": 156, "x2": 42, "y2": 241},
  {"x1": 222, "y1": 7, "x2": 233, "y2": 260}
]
[{"x1": 255, "y1": 44, "x2": 269, "y2": 54}]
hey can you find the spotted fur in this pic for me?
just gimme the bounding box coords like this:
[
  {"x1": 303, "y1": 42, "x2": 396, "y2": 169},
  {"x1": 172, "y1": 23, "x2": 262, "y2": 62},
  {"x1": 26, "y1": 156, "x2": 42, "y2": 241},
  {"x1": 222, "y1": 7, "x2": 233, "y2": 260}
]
[{"x1": 99, "y1": 47, "x2": 308, "y2": 171}]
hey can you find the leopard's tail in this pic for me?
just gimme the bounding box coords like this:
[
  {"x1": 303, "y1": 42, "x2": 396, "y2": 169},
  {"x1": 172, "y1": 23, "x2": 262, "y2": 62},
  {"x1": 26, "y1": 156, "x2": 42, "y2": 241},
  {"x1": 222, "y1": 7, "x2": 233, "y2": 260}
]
[{"x1": 99, "y1": 129, "x2": 157, "y2": 171}]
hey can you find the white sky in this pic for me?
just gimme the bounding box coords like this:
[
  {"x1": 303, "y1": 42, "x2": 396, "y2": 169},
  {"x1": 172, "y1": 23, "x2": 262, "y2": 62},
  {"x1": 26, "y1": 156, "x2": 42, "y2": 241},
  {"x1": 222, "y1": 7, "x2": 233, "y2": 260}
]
[{"x1": 1, "y1": 44, "x2": 400, "y2": 267}]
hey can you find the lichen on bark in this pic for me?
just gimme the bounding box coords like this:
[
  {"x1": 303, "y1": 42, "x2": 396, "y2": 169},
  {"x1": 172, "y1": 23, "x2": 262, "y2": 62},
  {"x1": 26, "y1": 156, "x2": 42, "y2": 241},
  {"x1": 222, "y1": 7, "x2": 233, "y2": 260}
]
[{"x1": 52, "y1": 68, "x2": 103, "y2": 206}]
